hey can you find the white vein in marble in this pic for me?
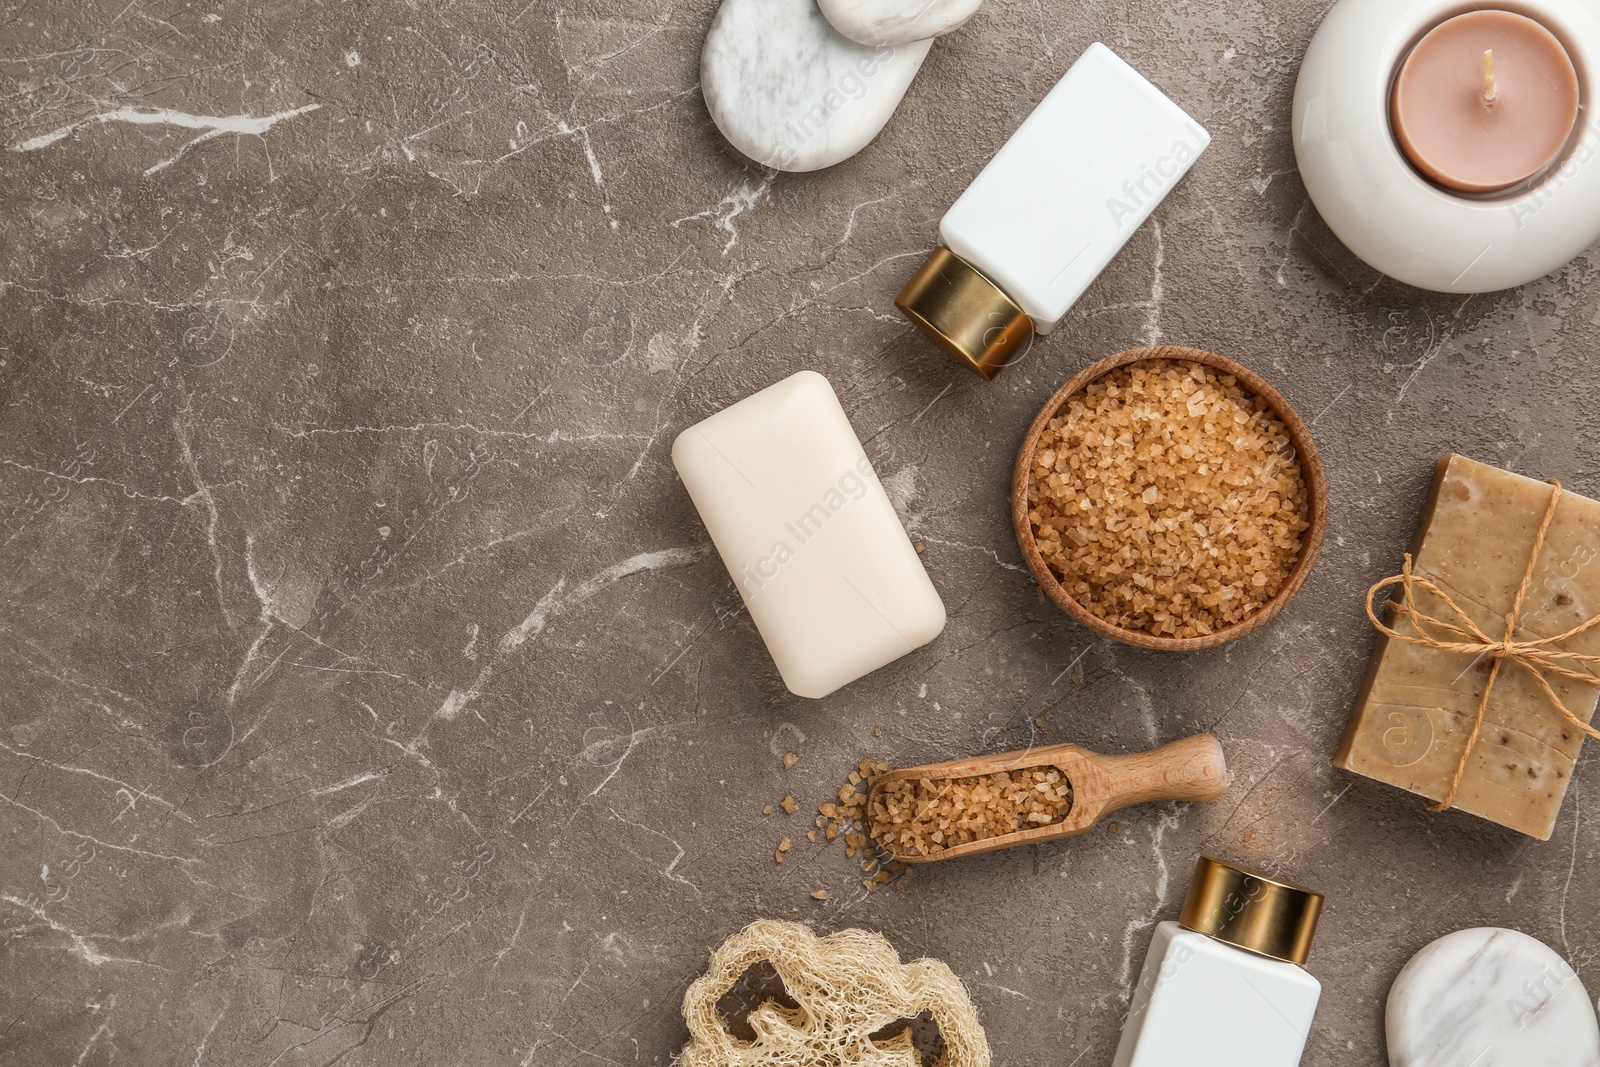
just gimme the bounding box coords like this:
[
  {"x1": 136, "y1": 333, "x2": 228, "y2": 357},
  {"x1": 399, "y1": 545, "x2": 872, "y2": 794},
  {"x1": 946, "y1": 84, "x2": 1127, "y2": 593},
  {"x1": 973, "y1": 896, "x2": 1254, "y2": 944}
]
[
  {"x1": 819, "y1": 0, "x2": 982, "y2": 47},
  {"x1": 701, "y1": 0, "x2": 932, "y2": 172},
  {"x1": 1387, "y1": 927, "x2": 1600, "y2": 1067}
]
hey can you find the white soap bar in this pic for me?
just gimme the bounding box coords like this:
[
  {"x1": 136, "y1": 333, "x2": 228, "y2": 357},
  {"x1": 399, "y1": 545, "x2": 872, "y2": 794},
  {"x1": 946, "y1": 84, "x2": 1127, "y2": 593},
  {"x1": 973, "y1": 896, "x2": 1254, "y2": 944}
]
[
  {"x1": 940, "y1": 42, "x2": 1210, "y2": 333},
  {"x1": 672, "y1": 371, "x2": 945, "y2": 698}
]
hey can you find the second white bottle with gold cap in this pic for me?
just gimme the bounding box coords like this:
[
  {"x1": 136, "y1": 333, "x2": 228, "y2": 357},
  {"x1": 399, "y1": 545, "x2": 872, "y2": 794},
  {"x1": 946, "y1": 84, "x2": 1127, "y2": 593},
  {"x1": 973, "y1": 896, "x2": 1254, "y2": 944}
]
[
  {"x1": 896, "y1": 43, "x2": 1210, "y2": 379},
  {"x1": 1113, "y1": 856, "x2": 1325, "y2": 1067}
]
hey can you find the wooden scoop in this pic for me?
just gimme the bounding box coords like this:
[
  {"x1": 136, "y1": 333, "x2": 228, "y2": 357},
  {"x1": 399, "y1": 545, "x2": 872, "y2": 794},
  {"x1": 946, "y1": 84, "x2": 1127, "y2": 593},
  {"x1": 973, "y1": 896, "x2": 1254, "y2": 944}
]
[{"x1": 867, "y1": 734, "x2": 1227, "y2": 864}]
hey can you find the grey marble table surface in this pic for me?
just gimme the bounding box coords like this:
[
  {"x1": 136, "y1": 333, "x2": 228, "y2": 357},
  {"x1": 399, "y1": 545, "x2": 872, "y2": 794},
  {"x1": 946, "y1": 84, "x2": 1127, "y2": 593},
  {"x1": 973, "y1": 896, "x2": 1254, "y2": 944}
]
[{"x1": 4, "y1": 0, "x2": 1599, "y2": 1065}]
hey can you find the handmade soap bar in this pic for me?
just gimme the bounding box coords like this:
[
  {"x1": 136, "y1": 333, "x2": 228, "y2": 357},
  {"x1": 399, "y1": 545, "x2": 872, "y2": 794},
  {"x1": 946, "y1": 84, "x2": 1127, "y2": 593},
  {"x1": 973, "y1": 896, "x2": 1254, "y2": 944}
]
[
  {"x1": 1338, "y1": 454, "x2": 1600, "y2": 839},
  {"x1": 672, "y1": 371, "x2": 945, "y2": 698}
]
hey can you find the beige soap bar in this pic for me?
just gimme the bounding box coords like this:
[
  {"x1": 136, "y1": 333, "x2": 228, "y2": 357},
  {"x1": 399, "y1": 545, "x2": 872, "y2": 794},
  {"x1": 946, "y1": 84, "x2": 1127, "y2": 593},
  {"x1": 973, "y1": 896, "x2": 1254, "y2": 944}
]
[
  {"x1": 672, "y1": 371, "x2": 946, "y2": 699},
  {"x1": 1338, "y1": 454, "x2": 1600, "y2": 839}
]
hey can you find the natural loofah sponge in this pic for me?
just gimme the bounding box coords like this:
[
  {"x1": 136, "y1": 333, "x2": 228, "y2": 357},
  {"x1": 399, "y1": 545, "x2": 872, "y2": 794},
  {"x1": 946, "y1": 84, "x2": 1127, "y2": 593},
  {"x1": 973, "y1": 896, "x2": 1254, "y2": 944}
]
[{"x1": 678, "y1": 920, "x2": 990, "y2": 1067}]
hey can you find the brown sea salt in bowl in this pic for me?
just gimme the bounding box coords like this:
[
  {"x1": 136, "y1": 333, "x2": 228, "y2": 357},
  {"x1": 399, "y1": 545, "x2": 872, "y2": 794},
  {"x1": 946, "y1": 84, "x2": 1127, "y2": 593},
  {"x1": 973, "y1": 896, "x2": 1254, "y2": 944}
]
[{"x1": 1011, "y1": 346, "x2": 1327, "y2": 652}]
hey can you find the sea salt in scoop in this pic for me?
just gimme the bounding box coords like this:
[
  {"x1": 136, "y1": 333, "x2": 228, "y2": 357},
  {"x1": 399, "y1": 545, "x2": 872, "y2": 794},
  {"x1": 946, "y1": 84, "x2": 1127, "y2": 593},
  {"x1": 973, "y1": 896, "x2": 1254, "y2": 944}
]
[{"x1": 867, "y1": 735, "x2": 1226, "y2": 862}]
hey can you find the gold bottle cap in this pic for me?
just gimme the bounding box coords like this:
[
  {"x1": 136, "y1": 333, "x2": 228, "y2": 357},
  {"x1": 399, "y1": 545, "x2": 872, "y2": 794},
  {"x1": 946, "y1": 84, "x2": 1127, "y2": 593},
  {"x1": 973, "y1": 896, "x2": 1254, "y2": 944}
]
[
  {"x1": 895, "y1": 246, "x2": 1034, "y2": 380},
  {"x1": 1178, "y1": 856, "x2": 1324, "y2": 966}
]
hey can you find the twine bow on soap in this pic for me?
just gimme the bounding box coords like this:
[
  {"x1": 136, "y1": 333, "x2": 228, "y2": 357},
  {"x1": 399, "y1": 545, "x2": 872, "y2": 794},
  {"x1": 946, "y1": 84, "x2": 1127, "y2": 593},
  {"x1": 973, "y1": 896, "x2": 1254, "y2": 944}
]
[{"x1": 1365, "y1": 480, "x2": 1600, "y2": 813}]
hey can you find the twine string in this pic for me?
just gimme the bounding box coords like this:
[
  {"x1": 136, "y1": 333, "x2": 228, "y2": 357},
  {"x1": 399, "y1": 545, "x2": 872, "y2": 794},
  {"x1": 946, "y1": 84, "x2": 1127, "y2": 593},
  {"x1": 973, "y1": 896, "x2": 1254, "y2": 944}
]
[{"x1": 1364, "y1": 480, "x2": 1600, "y2": 812}]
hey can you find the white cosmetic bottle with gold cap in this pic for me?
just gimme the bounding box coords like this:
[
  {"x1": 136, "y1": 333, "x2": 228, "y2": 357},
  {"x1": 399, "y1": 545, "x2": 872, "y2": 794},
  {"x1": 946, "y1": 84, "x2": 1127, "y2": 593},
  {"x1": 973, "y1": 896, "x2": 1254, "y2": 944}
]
[
  {"x1": 896, "y1": 42, "x2": 1209, "y2": 379},
  {"x1": 1113, "y1": 856, "x2": 1325, "y2": 1067}
]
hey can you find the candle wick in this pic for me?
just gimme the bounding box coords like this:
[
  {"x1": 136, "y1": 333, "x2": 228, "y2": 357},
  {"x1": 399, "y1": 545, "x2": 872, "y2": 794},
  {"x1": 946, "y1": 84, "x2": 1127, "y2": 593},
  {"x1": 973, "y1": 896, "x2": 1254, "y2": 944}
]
[{"x1": 1482, "y1": 48, "x2": 1498, "y2": 106}]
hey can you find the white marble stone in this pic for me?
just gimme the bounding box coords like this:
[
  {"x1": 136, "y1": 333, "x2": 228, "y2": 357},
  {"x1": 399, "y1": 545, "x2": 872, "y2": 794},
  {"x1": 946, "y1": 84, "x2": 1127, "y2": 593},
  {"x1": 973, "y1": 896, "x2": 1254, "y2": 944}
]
[
  {"x1": 700, "y1": 0, "x2": 932, "y2": 172},
  {"x1": 1387, "y1": 928, "x2": 1600, "y2": 1067},
  {"x1": 818, "y1": 0, "x2": 982, "y2": 46}
]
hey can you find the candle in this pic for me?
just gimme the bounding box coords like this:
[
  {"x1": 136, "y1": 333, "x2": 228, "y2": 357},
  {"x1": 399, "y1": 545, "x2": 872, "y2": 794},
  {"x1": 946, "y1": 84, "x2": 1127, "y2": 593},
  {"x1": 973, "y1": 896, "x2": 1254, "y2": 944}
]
[
  {"x1": 1293, "y1": 0, "x2": 1600, "y2": 293},
  {"x1": 1391, "y1": 10, "x2": 1580, "y2": 194}
]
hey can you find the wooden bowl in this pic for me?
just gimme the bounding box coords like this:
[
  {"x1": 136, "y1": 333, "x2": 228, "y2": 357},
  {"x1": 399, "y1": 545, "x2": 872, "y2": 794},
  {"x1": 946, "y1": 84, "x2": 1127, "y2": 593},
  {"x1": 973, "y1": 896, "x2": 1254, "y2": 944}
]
[{"x1": 1011, "y1": 346, "x2": 1328, "y2": 652}]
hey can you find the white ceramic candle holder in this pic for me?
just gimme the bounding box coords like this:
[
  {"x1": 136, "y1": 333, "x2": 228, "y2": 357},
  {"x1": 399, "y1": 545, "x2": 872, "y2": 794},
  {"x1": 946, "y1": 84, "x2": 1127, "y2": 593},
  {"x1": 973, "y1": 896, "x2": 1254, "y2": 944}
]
[{"x1": 1293, "y1": 0, "x2": 1600, "y2": 293}]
